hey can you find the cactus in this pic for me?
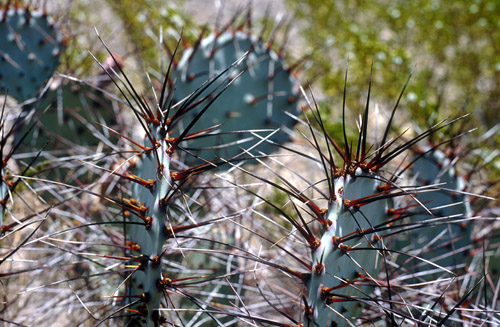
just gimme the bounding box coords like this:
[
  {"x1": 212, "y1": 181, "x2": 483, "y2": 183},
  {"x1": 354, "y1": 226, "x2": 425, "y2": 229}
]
[
  {"x1": 18, "y1": 80, "x2": 117, "y2": 151},
  {"x1": 400, "y1": 144, "x2": 472, "y2": 274},
  {"x1": 94, "y1": 47, "x2": 250, "y2": 326},
  {"x1": 125, "y1": 120, "x2": 173, "y2": 326},
  {"x1": 306, "y1": 171, "x2": 392, "y2": 325},
  {"x1": 1, "y1": 97, "x2": 27, "y2": 230},
  {"x1": 164, "y1": 17, "x2": 302, "y2": 320},
  {"x1": 1, "y1": 3, "x2": 498, "y2": 327},
  {"x1": 172, "y1": 28, "x2": 300, "y2": 163},
  {"x1": 0, "y1": 167, "x2": 10, "y2": 229},
  {"x1": 0, "y1": 4, "x2": 65, "y2": 102},
  {"x1": 0, "y1": 100, "x2": 10, "y2": 227},
  {"x1": 228, "y1": 69, "x2": 487, "y2": 326},
  {"x1": 293, "y1": 91, "x2": 400, "y2": 326}
]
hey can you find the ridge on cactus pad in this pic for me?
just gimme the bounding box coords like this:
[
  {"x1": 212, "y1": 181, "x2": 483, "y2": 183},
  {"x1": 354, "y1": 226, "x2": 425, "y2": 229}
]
[
  {"x1": 0, "y1": 5, "x2": 65, "y2": 102},
  {"x1": 172, "y1": 29, "x2": 300, "y2": 163},
  {"x1": 0, "y1": 167, "x2": 9, "y2": 228},
  {"x1": 307, "y1": 169, "x2": 392, "y2": 325},
  {"x1": 126, "y1": 123, "x2": 173, "y2": 326}
]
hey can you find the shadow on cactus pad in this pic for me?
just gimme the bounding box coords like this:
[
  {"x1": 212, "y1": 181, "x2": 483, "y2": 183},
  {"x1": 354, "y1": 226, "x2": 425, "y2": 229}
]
[
  {"x1": 18, "y1": 81, "x2": 117, "y2": 151},
  {"x1": 15, "y1": 80, "x2": 118, "y2": 187}
]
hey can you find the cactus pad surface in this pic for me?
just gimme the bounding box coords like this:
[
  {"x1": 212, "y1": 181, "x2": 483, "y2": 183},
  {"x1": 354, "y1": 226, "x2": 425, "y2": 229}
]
[
  {"x1": 0, "y1": 6, "x2": 64, "y2": 102},
  {"x1": 173, "y1": 30, "x2": 300, "y2": 162}
]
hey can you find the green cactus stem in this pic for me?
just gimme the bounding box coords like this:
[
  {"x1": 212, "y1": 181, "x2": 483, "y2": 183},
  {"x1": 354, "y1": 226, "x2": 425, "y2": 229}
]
[
  {"x1": 298, "y1": 81, "x2": 477, "y2": 325},
  {"x1": 126, "y1": 122, "x2": 173, "y2": 326},
  {"x1": 233, "y1": 70, "x2": 479, "y2": 325},
  {"x1": 0, "y1": 167, "x2": 9, "y2": 228},
  {"x1": 0, "y1": 5, "x2": 65, "y2": 102}
]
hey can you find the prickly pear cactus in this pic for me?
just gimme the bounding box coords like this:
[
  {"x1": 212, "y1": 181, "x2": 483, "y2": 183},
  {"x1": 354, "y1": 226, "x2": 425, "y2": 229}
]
[
  {"x1": 307, "y1": 170, "x2": 392, "y2": 325},
  {"x1": 1, "y1": 101, "x2": 20, "y2": 232},
  {"x1": 126, "y1": 119, "x2": 172, "y2": 326},
  {"x1": 0, "y1": 103, "x2": 32, "y2": 236},
  {"x1": 125, "y1": 125, "x2": 242, "y2": 325},
  {"x1": 0, "y1": 5, "x2": 65, "y2": 102},
  {"x1": 121, "y1": 71, "x2": 235, "y2": 324},
  {"x1": 407, "y1": 145, "x2": 471, "y2": 269},
  {"x1": 19, "y1": 81, "x2": 116, "y2": 150},
  {"x1": 252, "y1": 76, "x2": 476, "y2": 325},
  {"x1": 125, "y1": 111, "x2": 244, "y2": 325},
  {"x1": 173, "y1": 29, "x2": 300, "y2": 162}
]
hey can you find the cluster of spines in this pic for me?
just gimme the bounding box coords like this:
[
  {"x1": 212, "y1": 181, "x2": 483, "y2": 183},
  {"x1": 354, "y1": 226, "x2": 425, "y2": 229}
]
[
  {"x1": 305, "y1": 169, "x2": 393, "y2": 325},
  {"x1": 235, "y1": 71, "x2": 479, "y2": 326},
  {"x1": 240, "y1": 115, "x2": 403, "y2": 325},
  {"x1": 93, "y1": 43, "x2": 250, "y2": 324},
  {"x1": 120, "y1": 117, "x2": 241, "y2": 325},
  {"x1": 0, "y1": 2, "x2": 65, "y2": 102}
]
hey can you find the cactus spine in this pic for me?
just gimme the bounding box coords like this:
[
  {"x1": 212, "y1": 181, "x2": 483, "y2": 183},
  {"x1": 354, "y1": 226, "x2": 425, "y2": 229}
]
[
  {"x1": 244, "y1": 75, "x2": 478, "y2": 325},
  {"x1": 0, "y1": 5, "x2": 65, "y2": 102}
]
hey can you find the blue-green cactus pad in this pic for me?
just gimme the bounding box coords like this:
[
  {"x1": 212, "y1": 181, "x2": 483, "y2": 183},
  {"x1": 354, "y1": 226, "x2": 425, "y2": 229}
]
[
  {"x1": 0, "y1": 7, "x2": 64, "y2": 102},
  {"x1": 19, "y1": 83, "x2": 116, "y2": 151},
  {"x1": 174, "y1": 30, "x2": 300, "y2": 163},
  {"x1": 1, "y1": 168, "x2": 8, "y2": 226},
  {"x1": 307, "y1": 170, "x2": 392, "y2": 325},
  {"x1": 127, "y1": 126, "x2": 173, "y2": 326},
  {"x1": 408, "y1": 146, "x2": 471, "y2": 269}
]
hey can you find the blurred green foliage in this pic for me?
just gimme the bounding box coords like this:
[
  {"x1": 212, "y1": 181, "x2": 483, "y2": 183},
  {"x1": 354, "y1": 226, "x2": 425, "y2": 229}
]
[
  {"x1": 287, "y1": 0, "x2": 499, "y2": 129},
  {"x1": 56, "y1": 0, "x2": 197, "y2": 77},
  {"x1": 105, "y1": 0, "x2": 198, "y2": 66},
  {"x1": 60, "y1": 1, "x2": 107, "y2": 76},
  {"x1": 287, "y1": 0, "x2": 499, "y2": 190}
]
